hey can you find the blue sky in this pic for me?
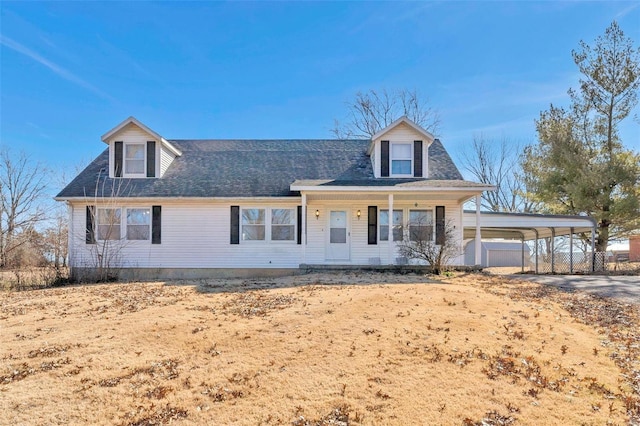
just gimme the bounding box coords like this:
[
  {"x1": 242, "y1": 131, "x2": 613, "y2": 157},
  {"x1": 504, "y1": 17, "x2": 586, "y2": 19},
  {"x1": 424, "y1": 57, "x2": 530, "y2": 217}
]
[{"x1": 1, "y1": 1, "x2": 639, "y2": 185}]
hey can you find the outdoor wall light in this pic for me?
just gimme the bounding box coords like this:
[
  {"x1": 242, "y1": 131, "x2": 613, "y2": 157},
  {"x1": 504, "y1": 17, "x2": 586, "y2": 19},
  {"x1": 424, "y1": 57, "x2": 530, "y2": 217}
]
[
  {"x1": 315, "y1": 209, "x2": 320, "y2": 220},
  {"x1": 357, "y1": 209, "x2": 361, "y2": 220}
]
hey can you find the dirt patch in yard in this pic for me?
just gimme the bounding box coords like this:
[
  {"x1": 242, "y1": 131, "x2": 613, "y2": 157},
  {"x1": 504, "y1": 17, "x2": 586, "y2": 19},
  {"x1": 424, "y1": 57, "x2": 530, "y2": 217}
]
[{"x1": 0, "y1": 272, "x2": 638, "y2": 425}]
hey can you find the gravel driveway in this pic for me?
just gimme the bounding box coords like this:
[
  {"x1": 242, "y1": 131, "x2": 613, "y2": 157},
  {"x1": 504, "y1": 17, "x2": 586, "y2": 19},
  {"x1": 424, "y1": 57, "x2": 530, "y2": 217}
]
[{"x1": 512, "y1": 274, "x2": 640, "y2": 304}]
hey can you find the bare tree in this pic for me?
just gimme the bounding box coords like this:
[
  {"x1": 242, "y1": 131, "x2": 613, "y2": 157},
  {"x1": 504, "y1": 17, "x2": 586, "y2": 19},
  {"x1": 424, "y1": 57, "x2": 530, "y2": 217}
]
[
  {"x1": 332, "y1": 88, "x2": 440, "y2": 138},
  {"x1": 75, "y1": 171, "x2": 133, "y2": 282},
  {"x1": 0, "y1": 149, "x2": 48, "y2": 268},
  {"x1": 397, "y1": 217, "x2": 460, "y2": 275},
  {"x1": 459, "y1": 135, "x2": 539, "y2": 213},
  {"x1": 43, "y1": 206, "x2": 69, "y2": 269}
]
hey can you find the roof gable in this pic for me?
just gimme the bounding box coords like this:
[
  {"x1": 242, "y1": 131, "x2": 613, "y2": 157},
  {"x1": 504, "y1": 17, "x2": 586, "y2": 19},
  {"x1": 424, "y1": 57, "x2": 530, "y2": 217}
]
[
  {"x1": 371, "y1": 116, "x2": 435, "y2": 143},
  {"x1": 100, "y1": 116, "x2": 182, "y2": 157}
]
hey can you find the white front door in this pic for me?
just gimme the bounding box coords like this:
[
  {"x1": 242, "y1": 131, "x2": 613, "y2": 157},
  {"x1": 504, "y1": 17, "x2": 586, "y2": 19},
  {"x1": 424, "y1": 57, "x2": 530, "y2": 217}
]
[{"x1": 326, "y1": 210, "x2": 350, "y2": 261}]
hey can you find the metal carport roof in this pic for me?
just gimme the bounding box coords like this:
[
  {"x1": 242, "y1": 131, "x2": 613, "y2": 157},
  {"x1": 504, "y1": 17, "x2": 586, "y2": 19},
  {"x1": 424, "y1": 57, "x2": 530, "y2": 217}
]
[{"x1": 462, "y1": 211, "x2": 596, "y2": 241}]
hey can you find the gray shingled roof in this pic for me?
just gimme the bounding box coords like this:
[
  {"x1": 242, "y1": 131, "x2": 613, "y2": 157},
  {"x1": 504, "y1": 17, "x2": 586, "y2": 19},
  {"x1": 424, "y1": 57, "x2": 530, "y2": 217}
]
[{"x1": 57, "y1": 138, "x2": 466, "y2": 198}]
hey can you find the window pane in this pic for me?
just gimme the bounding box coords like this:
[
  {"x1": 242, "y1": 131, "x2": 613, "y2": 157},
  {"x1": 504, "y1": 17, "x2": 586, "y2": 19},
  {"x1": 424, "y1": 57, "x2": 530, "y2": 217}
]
[
  {"x1": 272, "y1": 225, "x2": 294, "y2": 241},
  {"x1": 330, "y1": 228, "x2": 347, "y2": 244},
  {"x1": 126, "y1": 144, "x2": 144, "y2": 160},
  {"x1": 125, "y1": 160, "x2": 144, "y2": 174},
  {"x1": 391, "y1": 144, "x2": 411, "y2": 158},
  {"x1": 272, "y1": 209, "x2": 293, "y2": 225},
  {"x1": 242, "y1": 225, "x2": 265, "y2": 240},
  {"x1": 380, "y1": 210, "x2": 403, "y2": 241},
  {"x1": 127, "y1": 208, "x2": 150, "y2": 225},
  {"x1": 242, "y1": 209, "x2": 265, "y2": 225},
  {"x1": 392, "y1": 160, "x2": 411, "y2": 174},
  {"x1": 127, "y1": 225, "x2": 150, "y2": 240},
  {"x1": 379, "y1": 210, "x2": 389, "y2": 241},
  {"x1": 410, "y1": 210, "x2": 433, "y2": 242},
  {"x1": 98, "y1": 224, "x2": 120, "y2": 240},
  {"x1": 98, "y1": 208, "x2": 121, "y2": 225},
  {"x1": 126, "y1": 208, "x2": 150, "y2": 240}
]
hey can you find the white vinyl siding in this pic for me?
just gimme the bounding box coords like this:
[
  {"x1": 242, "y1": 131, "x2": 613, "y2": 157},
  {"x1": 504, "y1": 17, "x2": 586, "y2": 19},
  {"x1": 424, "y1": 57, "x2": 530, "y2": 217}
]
[
  {"x1": 70, "y1": 201, "x2": 303, "y2": 269},
  {"x1": 160, "y1": 144, "x2": 176, "y2": 177}
]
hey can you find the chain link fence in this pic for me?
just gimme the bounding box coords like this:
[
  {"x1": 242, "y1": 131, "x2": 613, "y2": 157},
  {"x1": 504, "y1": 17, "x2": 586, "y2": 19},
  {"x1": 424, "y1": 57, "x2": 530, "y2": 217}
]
[{"x1": 535, "y1": 251, "x2": 606, "y2": 274}]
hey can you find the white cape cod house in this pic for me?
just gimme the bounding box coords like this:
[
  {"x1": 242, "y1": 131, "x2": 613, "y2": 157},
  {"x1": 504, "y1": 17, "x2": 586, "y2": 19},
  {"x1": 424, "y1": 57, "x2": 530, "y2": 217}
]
[{"x1": 56, "y1": 116, "x2": 595, "y2": 280}]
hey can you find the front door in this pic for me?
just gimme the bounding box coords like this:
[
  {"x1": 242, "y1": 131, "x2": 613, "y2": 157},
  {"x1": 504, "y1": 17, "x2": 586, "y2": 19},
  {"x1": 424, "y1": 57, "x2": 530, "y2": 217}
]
[{"x1": 326, "y1": 210, "x2": 350, "y2": 261}]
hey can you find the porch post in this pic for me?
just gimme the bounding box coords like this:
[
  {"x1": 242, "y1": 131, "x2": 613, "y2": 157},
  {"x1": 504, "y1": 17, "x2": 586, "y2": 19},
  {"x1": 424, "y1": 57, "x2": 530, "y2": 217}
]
[
  {"x1": 474, "y1": 194, "x2": 481, "y2": 266},
  {"x1": 550, "y1": 228, "x2": 555, "y2": 274},
  {"x1": 569, "y1": 227, "x2": 574, "y2": 274},
  {"x1": 301, "y1": 193, "x2": 307, "y2": 264},
  {"x1": 388, "y1": 193, "x2": 394, "y2": 265}
]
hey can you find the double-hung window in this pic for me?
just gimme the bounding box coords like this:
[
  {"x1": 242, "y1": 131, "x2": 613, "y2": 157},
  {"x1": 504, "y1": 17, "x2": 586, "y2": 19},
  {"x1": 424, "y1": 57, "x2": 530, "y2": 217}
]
[
  {"x1": 97, "y1": 208, "x2": 121, "y2": 241},
  {"x1": 124, "y1": 143, "x2": 145, "y2": 175},
  {"x1": 409, "y1": 210, "x2": 433, "y2": 241},
  {"x1": 126, "y1": 208, "x2": 151, "y2": 240},
  {"x1": 380, "y1": 210, "x2": 403, "y2": 241},
  {"x1": 242, "y1": 208, "x2": 266, "y2": 241},
  {"x1": 271, "y1": 208, "x2": 295, "y2": 241},
  {"x1": 391, "y1": 143, "x2": 412, "y2": 176}
]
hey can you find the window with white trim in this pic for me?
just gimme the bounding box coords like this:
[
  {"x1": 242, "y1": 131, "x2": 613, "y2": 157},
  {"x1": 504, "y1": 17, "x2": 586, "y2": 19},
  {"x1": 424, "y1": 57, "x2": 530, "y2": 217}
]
[
  {"x1": 125, "y1": 143, "x2": 145, "y2": 175},
  {"x1": 126, "y1": 208, "x2": 151, "y2": 240},
  {"x1": 380, "y1": 209, "x2": 403, "y2": 241},
  {"x1": 271, "y1": 208, "x2": 295, "y2": 241},
  {"x1": 97, "y1": 208, "x2": 121, "y2": 241},
  {"x1": 409, "y1": 209, "x2": 433, "y2": 241},
  {"x1": 242, "y1": 208, "x2": 266, "y2": 241},
  {"x1": 391, "y1": 143, "x2": 412, "y2": 176}
]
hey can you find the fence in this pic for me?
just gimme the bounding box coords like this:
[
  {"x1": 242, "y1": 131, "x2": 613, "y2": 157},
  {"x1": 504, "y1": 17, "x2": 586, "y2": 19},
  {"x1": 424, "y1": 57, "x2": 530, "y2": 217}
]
[{"x1": 535, "y1": 252, "x2": 606, "y2": 274}]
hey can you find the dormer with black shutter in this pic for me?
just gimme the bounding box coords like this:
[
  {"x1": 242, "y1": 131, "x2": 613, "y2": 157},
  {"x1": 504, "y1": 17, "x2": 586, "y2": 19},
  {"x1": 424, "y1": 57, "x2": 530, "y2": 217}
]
[
  {"x1": 367, "y1": 116, "x2": 435, "y2": 179},
  {"x1": 101, "y1": 116, "x2": 182, "y2": 178}
]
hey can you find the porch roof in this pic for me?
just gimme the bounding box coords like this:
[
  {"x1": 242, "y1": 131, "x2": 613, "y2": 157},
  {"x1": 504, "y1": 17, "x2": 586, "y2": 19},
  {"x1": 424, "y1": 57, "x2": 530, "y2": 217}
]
[{"x1": 463, "y1": 211, "x2": 596, "y2": 241}]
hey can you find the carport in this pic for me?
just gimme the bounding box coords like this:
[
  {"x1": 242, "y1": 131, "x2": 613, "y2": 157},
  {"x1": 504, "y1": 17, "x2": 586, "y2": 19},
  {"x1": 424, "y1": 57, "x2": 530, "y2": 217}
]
[{"x1": 462, "y1": 210, "x2": 597, "y2": 274}]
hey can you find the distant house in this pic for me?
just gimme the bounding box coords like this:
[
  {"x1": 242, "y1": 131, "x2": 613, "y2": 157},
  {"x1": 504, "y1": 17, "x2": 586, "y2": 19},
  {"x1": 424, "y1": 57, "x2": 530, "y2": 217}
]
[
  {"x1": 56, "y1": 116, "x2": 597, "y2": 280},
  {"x1": 463, "y1": 240, "x2": 530, "y2": 268}
]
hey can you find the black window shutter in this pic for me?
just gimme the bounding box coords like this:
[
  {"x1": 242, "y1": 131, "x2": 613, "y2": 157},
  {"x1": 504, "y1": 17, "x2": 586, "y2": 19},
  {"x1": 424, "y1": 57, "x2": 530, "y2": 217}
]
[
  {"x1": 152, "y1": 205, "x2": 161, "y2": 244},
  {"x1": 380, "y1": 140, "x2": 389, "y2": 177},
  {"x1": 368, "y1": 206, "x2": 378, "y2": 245},
  {"x1": 413, "y1": 140, "x2": 423, "y2": 177},
  {"x1": 230, "y1": 206, "x2": 240, "y2": 244},
  {"x1": 114, "y1": 141, "x2": 123, "y2": 177},
  {"x1": 297, "y1": 206, "x2": 302, "y2": 245},
  {"x1": 147, "y1": 141, "x2": 156, "y2": 177},
  {"x1": 435, "y1": 205, "x2": 445, "y2": 245},
  {"x1": 86, "y1": 206, "x2": 96, "y2": 244}
]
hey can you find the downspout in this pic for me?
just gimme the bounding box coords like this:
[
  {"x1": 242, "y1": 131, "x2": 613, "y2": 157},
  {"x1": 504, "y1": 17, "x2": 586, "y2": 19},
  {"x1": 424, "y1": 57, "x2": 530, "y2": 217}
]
[{"x1": 520, "y1": 232, "x2": 525, "y2": 274}]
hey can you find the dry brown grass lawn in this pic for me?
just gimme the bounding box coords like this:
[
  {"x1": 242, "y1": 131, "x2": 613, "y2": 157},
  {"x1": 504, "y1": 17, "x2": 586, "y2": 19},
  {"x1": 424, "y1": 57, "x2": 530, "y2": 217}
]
[{"x1": 1, "y1": 272, "x2": 638, "y2": 425}]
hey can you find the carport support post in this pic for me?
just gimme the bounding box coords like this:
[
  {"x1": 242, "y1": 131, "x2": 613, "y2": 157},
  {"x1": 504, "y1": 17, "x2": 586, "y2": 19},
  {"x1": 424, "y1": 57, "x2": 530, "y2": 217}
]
[
  {"x1": 551, "y1": 228, "x2": 556, "y2": 274},
  {"x1": 521, "y1": 234, "x2": 525, "y2": 274},
  {"x1": 534, "y1": 229, "x2": 539, "y2": 274},
  {"x1": 591, "y1": 226, "x2": 596, "y2": 272},
  {"x1": 475, "y1": 194, "x2": 481, "y2": 266},
  {"x1": 388, "y1": 193, "x2": 394, "y2": 265},
  {"x1": 569, "y1": 227, "x2": 574, "y2": 274}
]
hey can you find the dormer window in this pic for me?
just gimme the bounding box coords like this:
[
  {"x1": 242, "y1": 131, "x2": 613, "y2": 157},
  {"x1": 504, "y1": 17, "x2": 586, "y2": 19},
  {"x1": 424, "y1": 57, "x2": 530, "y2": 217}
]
[
  {"x1": 391, "y1": 143, "x2": 412, "y2": 176},
  {"x1": 125, "y1": 143, "x2": 145, "y2": 175}
]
